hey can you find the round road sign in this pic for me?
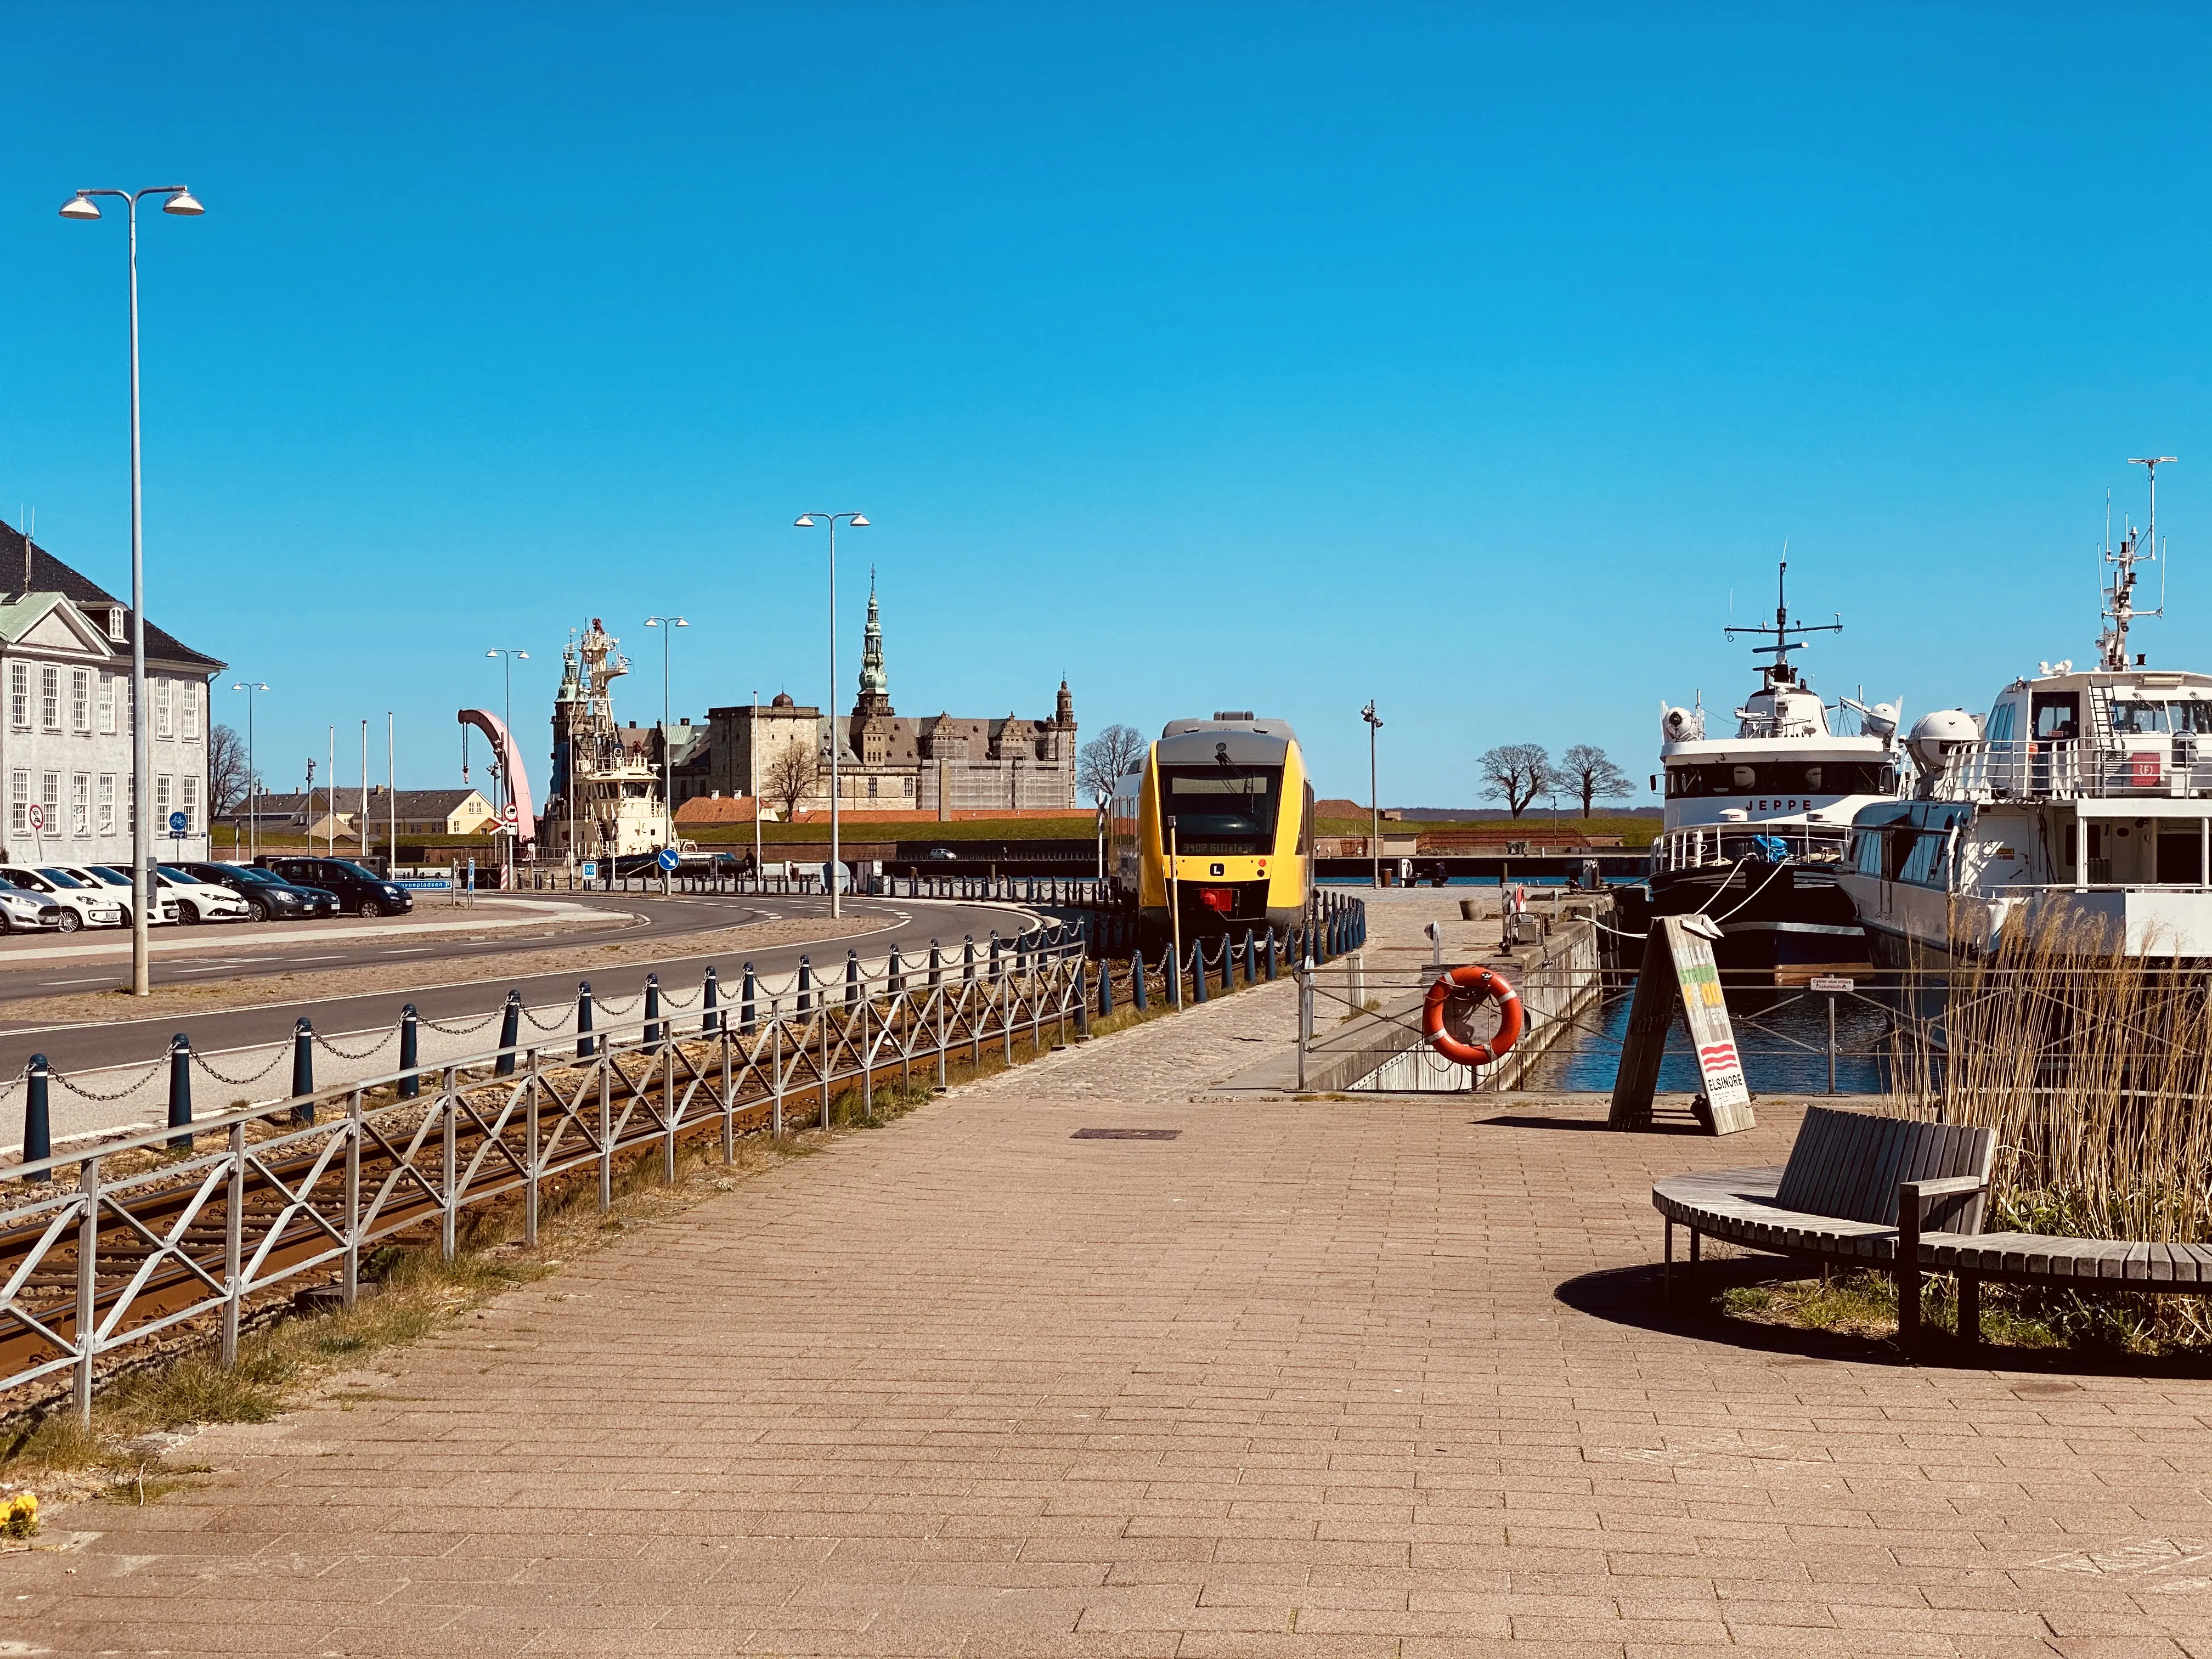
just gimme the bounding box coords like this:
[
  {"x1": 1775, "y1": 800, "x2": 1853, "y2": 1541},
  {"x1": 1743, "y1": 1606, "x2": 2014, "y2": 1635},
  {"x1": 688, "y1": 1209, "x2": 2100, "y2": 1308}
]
[
  {"x1": 168, "y1": 810, "x2": 189, "y2": 834},
  {"x1": 656, "y1": 847, "x2": 680, "y2": 872},
  {"x1": 26, "y1": 805, "x2": 44, "y2": 832}
]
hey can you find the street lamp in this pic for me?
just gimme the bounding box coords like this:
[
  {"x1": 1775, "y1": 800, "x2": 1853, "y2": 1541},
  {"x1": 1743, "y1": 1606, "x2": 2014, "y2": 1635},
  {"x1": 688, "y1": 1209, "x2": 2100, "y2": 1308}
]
[
  {"x1": 642, "y1": 616, "x2": 688, "y2": 855},
  {"x1": 794, "y1": 512, "x2": 868, "y2": 916},
  {"x1": 61, "y1": 183, "x2": 205, "y2": 996},
  {"x1": 230, "y1": 682, "x2": 269, "y2": 863},
  {"x1": 1361, "y1": 701, "x2": 1384, "y2": 890},
  {"x1": 485, "y1": 649, "x2": 527, "y2": 883}
]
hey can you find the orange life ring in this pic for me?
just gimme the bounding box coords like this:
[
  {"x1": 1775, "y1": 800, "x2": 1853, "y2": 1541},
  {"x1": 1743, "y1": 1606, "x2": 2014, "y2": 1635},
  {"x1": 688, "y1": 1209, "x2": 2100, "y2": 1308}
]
[{"x1": 1423, "y1": 964, "x2": 1523, "y2": 1067}]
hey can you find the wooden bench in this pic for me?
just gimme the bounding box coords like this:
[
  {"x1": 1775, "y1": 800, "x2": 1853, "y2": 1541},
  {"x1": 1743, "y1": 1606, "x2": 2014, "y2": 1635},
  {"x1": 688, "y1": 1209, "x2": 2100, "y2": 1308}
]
[{"x1": 1652, "y1": 1105, "x2": 1998, "y2": 1346}]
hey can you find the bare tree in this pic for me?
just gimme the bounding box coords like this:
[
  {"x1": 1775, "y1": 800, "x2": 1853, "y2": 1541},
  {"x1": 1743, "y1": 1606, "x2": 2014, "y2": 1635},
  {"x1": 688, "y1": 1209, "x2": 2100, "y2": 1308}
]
[
  {"x1": 1077, "y1": 723, "x2": 1146, "y2": 803},
  {"x1": 1477, "y1": 742, "x2": 1553, "y2": 819},
  {"x1": 1559, "y1": 743, "x2": 1632, "y2": 818},
  {"x1": 762, "y1": 743, "x2": 819, "y2": 820},
  {"x1": 208, "y1": 722, "x2": 257, "y2": 815}
]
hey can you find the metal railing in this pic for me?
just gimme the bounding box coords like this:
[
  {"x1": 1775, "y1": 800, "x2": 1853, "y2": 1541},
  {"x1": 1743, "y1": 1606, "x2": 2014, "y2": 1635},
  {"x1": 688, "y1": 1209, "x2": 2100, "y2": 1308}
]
[
  {"x1": 1931, "y1": 737, "x2": 2212, "y2": 803},
  {"x1": 1651, "y1": 823, "x2": 1853, "y2": 873}
]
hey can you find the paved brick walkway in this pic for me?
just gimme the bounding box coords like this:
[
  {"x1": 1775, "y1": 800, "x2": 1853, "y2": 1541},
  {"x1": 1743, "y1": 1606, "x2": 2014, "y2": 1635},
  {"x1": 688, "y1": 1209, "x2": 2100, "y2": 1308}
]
[{"x1": 12, "y1": 921, "x2": 2212, "y2": 1655}]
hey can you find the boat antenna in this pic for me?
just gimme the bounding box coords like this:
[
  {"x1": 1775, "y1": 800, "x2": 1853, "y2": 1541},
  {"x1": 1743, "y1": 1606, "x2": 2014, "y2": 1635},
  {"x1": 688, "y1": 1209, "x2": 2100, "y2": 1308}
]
[
  {"x1": 1724, "y1": 554, "x2": 1842, "y2": 684},
  {"x1": 2101, "y1": 456, "x2": 2176, "y2": 672}
]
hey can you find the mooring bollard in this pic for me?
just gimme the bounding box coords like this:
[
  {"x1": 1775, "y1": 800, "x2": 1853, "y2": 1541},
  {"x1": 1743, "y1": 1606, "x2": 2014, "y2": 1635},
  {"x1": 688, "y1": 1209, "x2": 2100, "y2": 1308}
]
[
  {"x1": 166, "y1": 1034, "x2": 193, "y2": 1152},
  {"x1": 797, "y1": 956, "x2": 812, "y2": 1015},
  {"x1": 845, "y1": 950, "x2": 859, "y2": 1009},
  {"x1": 1132, "y1": 949, "x2": 1148, "y2": 1012},
  {"x1": 645, "y1": 973, "x2": 662, "y2": 1045},
  {"x1": 21, "y1": 1054, "x2": 49, "y2": 1178},
  {"x1": 576, "y1": 981, "x2": 596, "y2": 1059},
  {"x1": 405, "y1": 1002, "x2": 427, "y2": 1094},
  {"x1": 291, "y1": 1018, "x2": 315, "y2": 1124},
  {"x1": 703, "y1": 964, "x2": 720, "y2": 1034},
  {"x1": 741, "y1": 963, "x2": 757, "y2": 1034}
]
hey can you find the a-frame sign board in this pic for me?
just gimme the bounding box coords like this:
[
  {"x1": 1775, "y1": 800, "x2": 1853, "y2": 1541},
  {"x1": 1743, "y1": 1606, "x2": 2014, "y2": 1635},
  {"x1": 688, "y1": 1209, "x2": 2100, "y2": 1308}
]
[{"x1": 1607, "y1": 913, "x2": 1757, "y2": 1135}]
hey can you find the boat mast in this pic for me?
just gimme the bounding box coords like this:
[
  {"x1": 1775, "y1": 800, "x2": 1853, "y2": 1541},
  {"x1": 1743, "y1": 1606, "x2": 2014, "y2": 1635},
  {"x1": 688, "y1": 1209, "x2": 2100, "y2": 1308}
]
[
  {"x1": 2102, "y1": 455, "x2": 2176, "y2": 672},
  {"x1": 1725, "y1": 558, "x2": 1842, "y2": 686}
]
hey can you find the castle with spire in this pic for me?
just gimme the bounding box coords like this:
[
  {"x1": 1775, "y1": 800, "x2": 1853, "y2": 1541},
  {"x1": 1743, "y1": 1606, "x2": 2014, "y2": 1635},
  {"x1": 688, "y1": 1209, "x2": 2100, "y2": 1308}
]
[{"x1": 684, "y1": 573, "x2": 1079, "y2": 818}]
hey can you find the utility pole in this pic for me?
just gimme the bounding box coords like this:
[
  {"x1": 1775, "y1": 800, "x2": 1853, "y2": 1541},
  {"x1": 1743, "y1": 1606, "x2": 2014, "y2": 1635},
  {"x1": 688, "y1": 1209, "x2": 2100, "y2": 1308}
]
[{"x1": 1361, "y1": 701, "x2": 1384, "y2": 890}]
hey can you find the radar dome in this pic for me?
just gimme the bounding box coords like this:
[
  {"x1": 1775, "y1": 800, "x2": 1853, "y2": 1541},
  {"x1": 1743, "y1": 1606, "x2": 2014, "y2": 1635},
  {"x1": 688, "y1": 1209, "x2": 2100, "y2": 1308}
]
[
  {"x1": 1660, "y1": 705, "x2": 1705, "y2": 743},
  {"x1": 1907, "y1": 708, "x2": 1980, "y2": 775}
]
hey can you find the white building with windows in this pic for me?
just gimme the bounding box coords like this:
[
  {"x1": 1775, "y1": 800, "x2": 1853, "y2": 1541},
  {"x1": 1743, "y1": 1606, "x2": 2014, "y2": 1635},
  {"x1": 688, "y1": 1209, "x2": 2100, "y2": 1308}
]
[{"x1": 0, "y1": 524, "x2": 224, "y2": 867}]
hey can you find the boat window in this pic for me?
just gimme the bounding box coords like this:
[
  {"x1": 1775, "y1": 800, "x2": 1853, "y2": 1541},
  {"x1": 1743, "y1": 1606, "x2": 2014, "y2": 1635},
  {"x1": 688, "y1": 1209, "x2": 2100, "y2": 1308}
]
[
  {"x1": 2171, "y1": 701, "x2": 2212, "y2": 735},
  {"x1": 2032, "y1": 692, "x2": 2079, "y2": 741},
  {"x1": 2109, "y1": 699, "x2": 2170, "y2": 734},
  {"x1": 1986, "y1": 703, "x2": 2016, "y2": 743},
  {"x1": 1898, "y1": 831, "x2": 1945, "y2": 887},
  {"x1": 1666, "y1": 761, "x2": 1896, "y2": 798},
  {"x1": 1853, "y1": 831, "x2": 1883, "y2": 876}
]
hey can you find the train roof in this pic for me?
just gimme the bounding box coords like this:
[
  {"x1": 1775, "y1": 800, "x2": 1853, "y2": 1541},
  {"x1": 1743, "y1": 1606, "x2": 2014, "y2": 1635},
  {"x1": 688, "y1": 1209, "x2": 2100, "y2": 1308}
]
[{"x1": 1156, "y1": 715, "x2": 1298, "y2": 767}]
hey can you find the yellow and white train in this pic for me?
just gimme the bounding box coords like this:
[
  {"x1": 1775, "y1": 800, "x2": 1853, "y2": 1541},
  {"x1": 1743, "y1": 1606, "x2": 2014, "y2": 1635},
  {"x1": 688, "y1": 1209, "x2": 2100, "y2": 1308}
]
[{"x1": 1107, "y1": 714, "x2": 1316, "y2": 938}]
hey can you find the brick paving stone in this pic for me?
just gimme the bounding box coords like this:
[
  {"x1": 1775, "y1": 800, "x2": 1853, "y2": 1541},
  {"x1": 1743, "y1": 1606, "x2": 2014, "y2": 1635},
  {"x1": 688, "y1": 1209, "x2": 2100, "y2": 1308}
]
[{"x1": 9, "y1": 894, "x2": 2212, "y2": 1654}]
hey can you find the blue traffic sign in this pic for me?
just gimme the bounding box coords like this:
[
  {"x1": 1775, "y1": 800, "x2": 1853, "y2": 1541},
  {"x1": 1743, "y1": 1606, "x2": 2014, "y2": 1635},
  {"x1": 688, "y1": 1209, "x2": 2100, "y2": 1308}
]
[
  {"x1": 579, "y1": 860, "x2": 598, "y2": 880},
  {"x1": 167, "y1": 811, "x2": 188, "y2": 834},
  {"x1": 656, "y1": 848, "x2": 680, "y2": 872}
]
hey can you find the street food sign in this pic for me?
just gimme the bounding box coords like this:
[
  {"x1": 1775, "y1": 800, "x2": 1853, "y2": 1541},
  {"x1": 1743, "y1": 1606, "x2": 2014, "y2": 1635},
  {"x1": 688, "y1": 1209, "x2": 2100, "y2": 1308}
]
[{"x1": 1607, "y1": 913, "x2": 1756, "y2": 1135}]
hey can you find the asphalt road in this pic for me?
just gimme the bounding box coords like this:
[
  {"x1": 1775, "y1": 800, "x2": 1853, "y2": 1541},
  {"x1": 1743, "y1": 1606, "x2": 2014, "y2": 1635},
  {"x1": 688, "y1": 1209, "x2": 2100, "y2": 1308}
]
[{"x1": 0, "y1": 892, "x2": 1051, "y2": 1082}]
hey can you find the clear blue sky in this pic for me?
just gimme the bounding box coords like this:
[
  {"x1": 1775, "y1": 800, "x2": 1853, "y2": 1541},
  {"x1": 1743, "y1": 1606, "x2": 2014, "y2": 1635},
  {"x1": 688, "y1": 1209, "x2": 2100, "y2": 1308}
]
[{"x1": 2, "y1": 3, "x2": 2207, "y2": 810}]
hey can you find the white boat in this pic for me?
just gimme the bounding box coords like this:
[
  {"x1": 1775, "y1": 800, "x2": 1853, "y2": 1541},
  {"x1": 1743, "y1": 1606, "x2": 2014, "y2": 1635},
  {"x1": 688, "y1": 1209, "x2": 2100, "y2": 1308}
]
[
  {"x1": 1617, "y1": 562, "x2": 1909, "y2": 987},
  {"x1": 1836, "y1": 459, "x2": 2212, "y2": 963}
]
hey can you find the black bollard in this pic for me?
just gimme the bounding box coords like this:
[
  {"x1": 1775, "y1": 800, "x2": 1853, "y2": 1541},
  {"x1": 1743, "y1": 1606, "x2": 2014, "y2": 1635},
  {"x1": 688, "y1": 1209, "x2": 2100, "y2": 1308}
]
[
  {"x1": 845, "y1": 950, "x2": 859, "y2": 1009},
  {"x1": 741, "y1": 963, "x2": 757, "y2": 1034},
  {"x1": 1099, "y1": 957, "x2": 1114, "y2": 1017},
  {"x1": 1193, "y1": 941, "x2": 1208, "y2": 1003},
  {"x1": 1132, "y1": 949, "x2": 1148, "y2": 1012},
  {"x1": 888, "y1": 945, "x2": 904, "y2": 996},
  {"x1": 1243, "y1": 929, "x2": 1256, "y2": 986},
  {"x1": 703, "y1": 964, "x2": 720, "y2": 1034},
  {"x1": 989, "y1": 932, "x2": 1001, "y2": 980},
  {"x1": 22, "y1": 1055, "x2": 49, "y2": 1177},
  {"x1": 291, "y1": 1018, "x2": 315, "y2": 1124},
  {"x1": 493, "y1": 992, "x2": 518, "y2": 1080},
  {"x1": 577, "y1": 981, "x2": 596, "y2": 1059},
  {"x1": 645, "y1": 973, "x2": 662, "y2": 1045},
  {"x1": 963, "y1": 935, "x2": 975, "y2": 982},
  {"x1": 797, "y1": 956, "x2": 812, "y2": 1015},
  {"x1": 928, "y1": 940, "x2": 943, "y2": 988},
  {"x1": 166, "y1": 1035, "x2": 193, "y2": 1152},
  {"x1": 405, "y1": 1002, "x2": 428, "y2": 1094},
  {"x1": 1265, "y1": 930, "x2": 1278, "y2": 981}
]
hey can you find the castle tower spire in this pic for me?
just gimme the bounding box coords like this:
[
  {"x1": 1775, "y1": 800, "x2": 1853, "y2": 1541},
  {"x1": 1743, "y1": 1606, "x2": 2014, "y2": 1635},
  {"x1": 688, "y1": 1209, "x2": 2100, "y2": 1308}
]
[{"x1": 858, "y1": 567, "x2": 888, "y2": 700}]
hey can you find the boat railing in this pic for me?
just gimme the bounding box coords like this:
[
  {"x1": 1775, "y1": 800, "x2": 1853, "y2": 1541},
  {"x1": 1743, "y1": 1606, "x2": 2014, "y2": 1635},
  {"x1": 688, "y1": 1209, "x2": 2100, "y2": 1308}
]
[
  {"x1": 1929, "y1": 737, "x2": 2212, "y2": 803},
  {"x1": 1653, "y1": 823, "x2": 1853, "y2": 873}
]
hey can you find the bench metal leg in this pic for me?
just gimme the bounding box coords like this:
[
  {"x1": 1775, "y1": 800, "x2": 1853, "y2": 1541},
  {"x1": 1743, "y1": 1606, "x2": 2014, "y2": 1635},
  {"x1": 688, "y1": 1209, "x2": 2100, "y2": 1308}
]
[
  {"x1": 1662, "y1": 1217, "x2": 1673, "y2": 1304},
  {"x1": 1957, "y1": 1273, "x2": 1980, "y2": 1346}
]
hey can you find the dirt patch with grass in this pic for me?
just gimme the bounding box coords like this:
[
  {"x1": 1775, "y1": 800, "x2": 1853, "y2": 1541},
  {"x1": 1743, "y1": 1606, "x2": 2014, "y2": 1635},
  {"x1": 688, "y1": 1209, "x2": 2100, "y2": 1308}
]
[{"x1": 1716, "y1": 1265, "x2": 2200, "y2": 1356}]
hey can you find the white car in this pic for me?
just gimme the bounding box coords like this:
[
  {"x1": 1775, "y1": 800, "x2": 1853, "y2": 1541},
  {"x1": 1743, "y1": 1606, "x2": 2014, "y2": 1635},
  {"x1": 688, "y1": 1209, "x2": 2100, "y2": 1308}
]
[
  {"x1": 0, "y1": 865, "x2": 125, "y2": 933},
  {"x1": 152, "y1": 864, "x2": 250, "y2": 924},
  {"x1": 50, "y1": 864, "x2": 180, "y2": 927}
]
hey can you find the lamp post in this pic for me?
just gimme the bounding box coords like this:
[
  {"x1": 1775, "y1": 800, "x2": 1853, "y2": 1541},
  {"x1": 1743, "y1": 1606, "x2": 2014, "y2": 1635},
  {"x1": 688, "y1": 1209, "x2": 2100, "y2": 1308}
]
[
  {"x1": 642, "y1": 617, "x2": 687, "y2": 851},
  {"x1": 793, "y1": 512, "x2": 868, "y2": 916},
  {"x1": 1361, "y1": 701, "x2": 1384, "y2": 890},
  {"x1": 485, "y1": 648, "x2": 527, "y2": 886},
  {"x1": 752, "y1": 687, "x2": 761, "y2": 883},
  {"x1": 60, "y1": 183, "x2": 205, "y2": 996},
  {"x1": 231, "y1": 682, "x2": 269, "y2": 864}
]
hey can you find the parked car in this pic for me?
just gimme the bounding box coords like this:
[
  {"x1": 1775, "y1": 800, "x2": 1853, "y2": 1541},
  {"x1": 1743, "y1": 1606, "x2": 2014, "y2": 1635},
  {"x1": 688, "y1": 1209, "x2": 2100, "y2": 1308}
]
[
  {"x1": 924, "y1": 847, "x2": 960, "y2": 861},
  {"x1": 178, "y1": 862, "x2": 338, "y2": 922},
  {"x1": 0, "y1": 881, "x2": 65, "y2": 933},
  {"x1": 50, "y1": 865, "x2": 180, "y2": 927},
  {"x1": 256, "y1": 856, "x2": 413, "y2": 918},
  {"x1": 153, "y1": 865, "x2": 252, "y2": 924},
  {"x1": 0, "y1": 866, "x2": 125, "y2": 933}
]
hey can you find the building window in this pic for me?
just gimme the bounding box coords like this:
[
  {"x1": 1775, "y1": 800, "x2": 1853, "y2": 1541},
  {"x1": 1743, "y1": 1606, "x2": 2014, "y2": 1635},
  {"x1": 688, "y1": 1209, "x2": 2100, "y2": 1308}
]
[
  {"x1": 97, "y1": 775, "x2": 114, "y2": 836},
  {"x1": 156, "y1": 678, "x2": 173, "y2": 739},
  {"x1": 868, "y1": 776, "x2": 878, "y2": 798},
  {"x1": 8, "y1": 772, "x2": 23, "y2": 835},
  {"x1": 7, "y1": 665, "x2": 22, "y2": 731},
  {"x1": 96, "y1": 673, "x2": 115, "y2": 734},
  {"x1": 106, "y1": 607, "x2": 125, "y2": 643},
  {"x1": 38, "y1": 666, "x2": 58, "y2": 732},
  {"x1": 71, "y1": 774, "x2": 88, "y2": 838},
  {"x1": 127, "y1": 775, "x2": 136, "y2": 825},
  {"x1": 182, "y1": 775, "x2": 199, "y2": 834},
  {"x1": 70, "y1": 669, "x2": 89, "y2": 733},
  {"x1": 156, "y1": 774, "x2": 172, "y2": 826},
  {"x1": 902, "y1": 776, "x2": 913, "y2": 795},
  {"x1": 183, "y1": 680, "x2": 201, "y2": 740},
  {"x1": 41, "y1": 772, "x2": 60, "y2": 832}
]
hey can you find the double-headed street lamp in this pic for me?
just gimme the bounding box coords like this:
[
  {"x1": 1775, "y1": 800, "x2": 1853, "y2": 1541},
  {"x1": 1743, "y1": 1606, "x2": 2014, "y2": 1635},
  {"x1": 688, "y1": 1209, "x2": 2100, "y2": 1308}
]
[
  {"x1": 486, "y1": 649, "x2": 528, "y2": 880},
  {"x1": 231, "y1": 681, "x2": 269, "y2": 861},
  {"x1": 61, "y1": 183, "x2": 205, "y2": 996},
  {"x1": 642, "y1": 616, "x2": 688, "y2": 853},
  {"x1": 1361, "y1": 701, "x2": 1384, "y2": 890},
  {"x1": 793, "y1": 512, "x2": 868, "y2": 916}
]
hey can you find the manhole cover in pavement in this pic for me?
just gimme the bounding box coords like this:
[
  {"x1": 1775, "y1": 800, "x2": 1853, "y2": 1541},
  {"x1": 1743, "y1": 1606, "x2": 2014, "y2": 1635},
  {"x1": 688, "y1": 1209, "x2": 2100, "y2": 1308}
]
[{"x1": 1072, "y1": 1128, "x2": 1181, "y2": 1140}]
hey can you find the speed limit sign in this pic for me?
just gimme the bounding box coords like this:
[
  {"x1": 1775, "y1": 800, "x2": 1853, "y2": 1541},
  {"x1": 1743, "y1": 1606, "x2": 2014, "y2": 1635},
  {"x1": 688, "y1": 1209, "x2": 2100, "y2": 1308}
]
[{"x1": 26, "y1": 804, "x2": 44, "y2": 832}]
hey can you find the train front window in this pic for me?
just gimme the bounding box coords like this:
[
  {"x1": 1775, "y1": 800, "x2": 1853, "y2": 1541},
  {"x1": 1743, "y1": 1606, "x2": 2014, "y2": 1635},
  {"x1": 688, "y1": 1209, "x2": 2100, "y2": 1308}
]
[{"x1": 1160, "y1": 766, "x2": 1283, "y2": 854}]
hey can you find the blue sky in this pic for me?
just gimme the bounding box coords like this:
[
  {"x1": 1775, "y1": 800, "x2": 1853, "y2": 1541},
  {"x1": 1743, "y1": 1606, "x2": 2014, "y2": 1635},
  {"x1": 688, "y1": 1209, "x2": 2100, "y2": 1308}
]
[{"x1": 2, "y1": 3, "x2": 2207, "y2": 810}]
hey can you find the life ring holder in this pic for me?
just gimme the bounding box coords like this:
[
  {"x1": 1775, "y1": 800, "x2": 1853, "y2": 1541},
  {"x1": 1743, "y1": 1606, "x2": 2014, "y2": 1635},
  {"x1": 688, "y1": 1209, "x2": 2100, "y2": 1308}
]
[{"x1": 1423, "y1": 964, "x2": 1524, "y2": 1068}]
